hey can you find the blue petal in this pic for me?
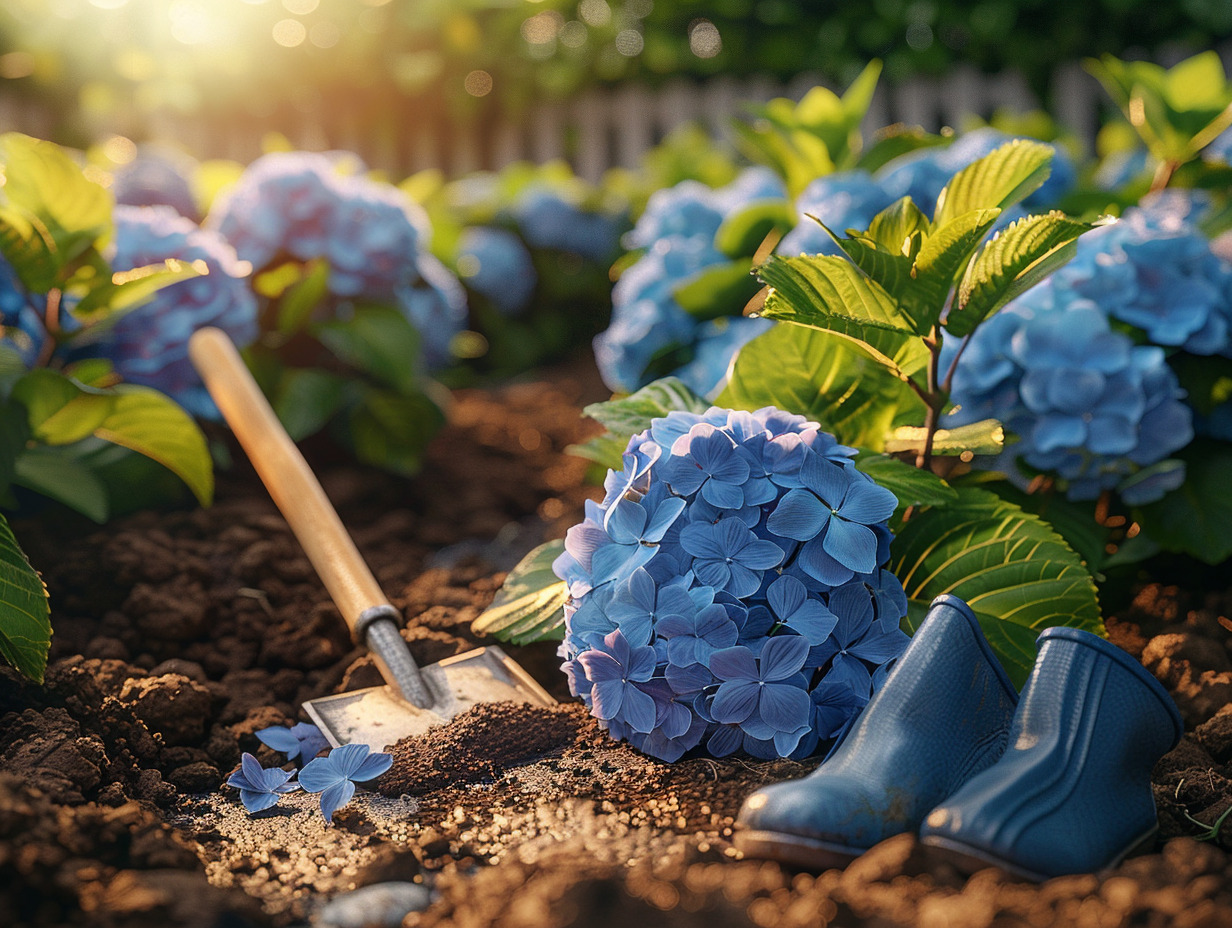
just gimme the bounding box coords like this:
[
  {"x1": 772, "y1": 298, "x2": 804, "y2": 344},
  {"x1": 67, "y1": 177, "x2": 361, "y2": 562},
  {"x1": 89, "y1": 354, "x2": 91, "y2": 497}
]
[
  {"x1": 298, "y1": 755, "x2": 344, "y2": 794},
  {"x1": 785, "y1": 600, "x2": 839, "y2": 645},
  {"x1": 800, "y1": 451, "x2": 849, "y2": 507},
  {"x1": 666, "y1": 661, "x2": 713, "y2": 694},
  {"x1": 591, "y1": 679, "x2": 626, "y2": 721},
  {"x1": 578, "y1": 648, "x2": 623, "y2": 685},
  {"x1": 737, "y1": 538, "x2": 786, "y2": 571},
  {"x1": 759, "y1": 635, "x2": 810, "y2": 681},
  {"x1": 691, "y1": 558, "x2": 732, "y2": 591},
  {"x1": 644, "y1": 496, "x2": 687, "y2": 541},
  {"x1": 821, "y1": 517, "x2": 878, "y2": 573},
  {"x1": 711, "y1": 680, "x2": 760, "y2": 723},
  {"x1": 628, "y1": 644, "x2": 658, "y2": 680},
  {"x1": 328, "y1": 743, "x2": 372, "y2": 779},
  {"x1": 758, "y1": 682, "x2": 811, "y2": 732},
  {"x1": 604, "y1": 498, "x2": 649, "y2": 545},
  {"x1": 826, "y1": 653, "x2": 874, "y2": 695},
  {"x1": 319, "y1": 779, "x2": 356, "y2": 824},
  {"x1": 352, "y1": 751, "x2": 394, "y2": 783},
  {"x1": 239, "y1": 789, "x2": 283, "y2": 814},
  {"x1": 240, "y1": 752, "x2": 265, "y2": 789},
  {"x1": 256, "y1": 727, "x2": 302, "y2": 758},
  {"x1": 725, "y1": 562, "x2": 762, "y2": 599},
  {"x1": 766, "y1": 488, "x2": 829, "y2": 541},
  {"x1": 849, "y1": 627, "x2": 910, "y2": 665},
  {"x1": 700, "y1": 477, "x2": 747, "y2": 509},
  {"x1": 622, "y1": 684, "x2": 658, "y2": 734},
  {"x1": 708, "y1": 645, "x2": 758, "y2": 681},
  {"x1": 680, "y1": 521, "x2": 724, "y2": 559},
  {"x1": 767, "y1": 575, "x2": 807, "y2": 621},
  {"x1": 707, "y1": 724, "x2": 744, "y2": 757},
  {"x1": 627, "y1": 567, "x2": 656, "y2": 613},
  {"x1": 796, "y1": 537, "x2": 854, "y2": 586},
  {"x1": 837, "y1": 478, "x2": 898, "y2": 524}
]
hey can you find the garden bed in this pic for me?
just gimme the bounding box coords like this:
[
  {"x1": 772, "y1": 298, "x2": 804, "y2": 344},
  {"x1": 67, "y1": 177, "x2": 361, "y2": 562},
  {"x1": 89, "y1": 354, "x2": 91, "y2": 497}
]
[{"x1": 2, "y1": 355, "x2": 1230, "y2": 928}]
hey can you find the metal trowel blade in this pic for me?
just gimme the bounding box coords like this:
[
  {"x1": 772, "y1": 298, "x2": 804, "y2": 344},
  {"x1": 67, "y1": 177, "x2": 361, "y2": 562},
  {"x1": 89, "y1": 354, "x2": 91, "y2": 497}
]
[{"x1": 303, "y1": 645, "x2": 556, "y2": 751}]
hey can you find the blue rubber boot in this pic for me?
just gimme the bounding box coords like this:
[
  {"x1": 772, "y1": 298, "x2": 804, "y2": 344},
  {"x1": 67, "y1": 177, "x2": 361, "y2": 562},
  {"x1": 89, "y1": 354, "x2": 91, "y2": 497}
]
[
  {"x1": 734, "y1": 594, "x2": 1019, "y2": 869},
  {"x1": 919, "y1": 627, "x2": 1184, "y2": 881}
]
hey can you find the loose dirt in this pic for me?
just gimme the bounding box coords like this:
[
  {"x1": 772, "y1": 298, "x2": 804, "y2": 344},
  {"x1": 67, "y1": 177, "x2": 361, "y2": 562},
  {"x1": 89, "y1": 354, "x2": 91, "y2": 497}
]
[{"x1": 2, "y1": 355, "x2": 1229, "y2": 928}]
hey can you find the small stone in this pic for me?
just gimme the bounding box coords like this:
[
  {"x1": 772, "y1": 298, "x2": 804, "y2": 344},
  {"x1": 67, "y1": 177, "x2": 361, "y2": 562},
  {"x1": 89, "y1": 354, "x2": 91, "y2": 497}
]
[{"x1": 315, "y1": 882, "x2": 433, "y2": 928}]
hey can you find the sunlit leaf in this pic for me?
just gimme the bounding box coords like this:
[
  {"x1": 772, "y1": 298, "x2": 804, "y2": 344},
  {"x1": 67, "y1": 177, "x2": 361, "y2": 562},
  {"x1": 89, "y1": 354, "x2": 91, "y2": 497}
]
[
  {"x1": 933, "y1": 139, "x2": 1053, "y2": 227},
  {"x1": 472, "y1": 540, "x2": 569, "y2": 644},
  {"x1": 0, "y1": 513, "x2": 51, "y2": 684}
]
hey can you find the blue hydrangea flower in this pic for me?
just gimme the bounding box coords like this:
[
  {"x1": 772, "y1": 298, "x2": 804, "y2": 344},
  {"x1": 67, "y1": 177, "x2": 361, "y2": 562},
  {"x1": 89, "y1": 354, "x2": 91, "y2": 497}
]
[
  {"x1": 111, "y1": 147, "x2": 200, "y2": 221},
  {"x1": 256, "y1": 722, "x2": 330, "y2": 761},
  {"x1": 0, "y1": 257, "x2": 46, "y2": 368},
  {"x1": 298, "y1": 742, "x2": 393, "y2": 825},
  {"x1": 946, "y1": 289, "x2": 1193, "y2": 502},
  {"x1": 1042, "y1": 192, "x2": 1232, "y2": 356},
  {"x1": 226, "y1": 752, "x2": 301, "y2": 814},
  {"x1": 456, "y1": 226, "x2": 537, "y2": 316},
  {"x1": 512, "y1": 186, "x2": 622, "y2": 262},
  {"x1": 395, "y1": 252, "x2": 469, "y2": 370},
  {"x1": 78, "y1": 205, "x2": 258, "y2": 417},
  {"x1": 778, "y1": 172, "x2": 899, "y2": 257},
  {"x1": 595, "y1": 169, "x2": 790, "y2": 394},
  {"x1": 555, "y1": 405, "x2": 908, "y2": 762}
]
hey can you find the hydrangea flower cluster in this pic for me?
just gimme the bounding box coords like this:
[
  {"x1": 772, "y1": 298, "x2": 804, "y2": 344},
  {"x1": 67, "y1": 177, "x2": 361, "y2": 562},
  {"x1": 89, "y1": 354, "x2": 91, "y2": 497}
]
[
  {"x1": 207, "y1": 151, "x2": 465, "y2": 369},
  {"x1": 456, "y1": 226, "x2": 537, "y2": 316},
  {"x1": 593, "y1": 168, "x2": 784, "y2": 395},
  {"x1": 553, "y1": 405, "x2": 909, "y2": 762},
  {"x1": 111, "y1": 147, "x2": 201, "y2": 221},
  {"x1": 70, "y1": 206, "x2": 258, "y2": 417},
  {"x1": 945, "y1": 287, "x2": 1193, "y2": 503},
  {"x1": 0, "y1": 256, "x2": 45, "y2": 367},
  {"x1": 511, "y1": 186, "x2": 623, "y2": 263},
  {"x1": 1040, "y1": 192, "x2": 1232, "y2": 356}
]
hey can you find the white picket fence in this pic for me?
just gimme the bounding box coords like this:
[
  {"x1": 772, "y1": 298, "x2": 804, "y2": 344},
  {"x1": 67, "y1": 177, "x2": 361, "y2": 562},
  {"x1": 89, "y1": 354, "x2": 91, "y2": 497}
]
[{"x1": 0, "y1": 59, "x2": 1199, "y2": 182}]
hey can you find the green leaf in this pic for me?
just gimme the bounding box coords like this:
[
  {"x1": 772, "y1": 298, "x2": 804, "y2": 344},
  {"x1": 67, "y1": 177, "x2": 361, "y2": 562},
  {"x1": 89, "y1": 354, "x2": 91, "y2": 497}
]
[
  {"x1": 277, "y1": 258, "x2": 330, "y2": 334},
  {"x1": 757, "y1": 253, "x2": 919, "y2": 337},
  {"x1": 92, "y1": 386, "x2": 214, "y2": 506},
  {"x1": 0, "y1": 133, "x2": 112, "y2": 284},
  {"x1": 1134, "y1": 441, "x2": 1232, "y2": 564},
  {"x1": 346, "y1": 386, "x2": 445, "y2": 477},
  {"x1": 0, "y1": 396, "x2": 30, "y2": 496},
  {"x1": 865, "y1": 197, "x2": 930, "y2": 256},
  {"x1": 672, "y1": 261, "x2": 760, "y2": 321},
  {"x1": 883, "y1": 419, "x2": 1006, "y2": 456},
  {"x1": 272, "y1": 367, "x2": 350, "y2": 441},
  {"x1": 949, "y1": 212, "x2": 1100, "y2": 336},
  {"x1": 70, "y1": 258, "x2": 207, "y2": 323},
  {"x1": 933, "y1": 139, "x2": 1054, "y2": 228},
  {"x1": 856, "y1": 128, "x2": 949, "y2": 174},
  {"x1": 910, "y1": 209, "x2": 1003, "y2": 328},
  {"x1": 314, "y1": 304, "x2": 422, "y2": 393},
  {"x1": 0, "y1": 512, "x2": 51, "y2": 684},
  {"x1": 471, "y1": 540, "x2": 569, "y2": 645},
  {"x1": 854, "y1": 454, "x2": 958, "y2": 508},
  {"x1": 718, "y1": 323, "x2": 920, "y2": 450},
  {"x1": 565, "y1": 432, "x2": 628, "y2": 472},
  {"x1": 890, "y1": 485, "x2": 1102, "y2": 687},
  {"x1": 582, "y1": 377, "x2": 710, "y2": 436},
  {"x1": 13, "y1": 447, "x2": 109, "y2": 522},
  {"x1": 0, "y1": 206, "x2": 60, "y2": 293},
  {"x1": 714, "y1": 201, "x2": 796, "y2": 258},
  {"x1": 11, "y1": 369, "x2": 116, "y2": 445}
]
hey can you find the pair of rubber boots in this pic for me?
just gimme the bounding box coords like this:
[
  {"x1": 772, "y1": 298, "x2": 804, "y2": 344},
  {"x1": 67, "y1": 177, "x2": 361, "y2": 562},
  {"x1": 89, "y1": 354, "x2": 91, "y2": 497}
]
[{"x1": 735, "y1": 594, "x2": 1183, "y2": 881}]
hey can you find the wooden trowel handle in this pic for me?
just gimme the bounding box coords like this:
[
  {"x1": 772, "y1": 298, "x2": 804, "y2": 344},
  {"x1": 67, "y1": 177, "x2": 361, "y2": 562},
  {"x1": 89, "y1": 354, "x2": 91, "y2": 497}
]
[{"x1": 188, "y1": 327, "x2": 387, "y2": 633}]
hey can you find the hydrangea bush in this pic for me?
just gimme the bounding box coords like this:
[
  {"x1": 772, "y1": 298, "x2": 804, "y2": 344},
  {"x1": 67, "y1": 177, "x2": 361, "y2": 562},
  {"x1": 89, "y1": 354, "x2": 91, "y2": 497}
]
[{"x1": 552, "y1": 405, "x2": 909, "y2": 762}]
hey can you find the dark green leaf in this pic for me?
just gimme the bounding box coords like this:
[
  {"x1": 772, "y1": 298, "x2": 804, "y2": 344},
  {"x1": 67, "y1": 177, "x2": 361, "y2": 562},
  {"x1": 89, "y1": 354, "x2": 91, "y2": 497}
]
[
  {"x1": 714, "y1": 201, "x2": 796, "y2": 258},
  {"x1": 92, "y1": 386, "x2": 214, "y2": 506},
  {"x1": 0, "y1": 512, "x2": 51, "y2": 684},
  {"x1": 949, "y1": 212, "x2": 1100, "y2": 336},
  {"x1": 346, "y1": 386, "x2": 444, "y2": 477},
  {"x1": 933, "y1": 139, "x2": 1054, "y2": 227},
  {"x1": 1134, "y1": 441, "x2": 1232, "y2": 564},
  {"x1": 718, "y1": 323, "x2": 920, "y2": 450},
  {"x1": 0, "y1": 206, "x2": 60, "y2": 293},
  {"x1": 0, "y1": 397, "x2": 29, "y2": 496},
  {"x1": 890, "y1": 485, "x2": 1102, "y2": 687},
  {"x1": 314, "y1": 304, "x2": 423, "y2": 393},
  {"x1": 857, "y1": 128, "x2": 949, "y2": 174},
  {"x1": 277, "y1": 258, "x2": 330, "y2": 334},
  {"x1": 272, "y1": 367, "x2": 350, "y2": 441},
  {"x1": 854, "y1": 454, "x2": 958, "y2": 508},
  {"x1": 11, "y1": 370, "x2": 115, "y2": 445},
  {"x1": 13, "y1": 448, "x2": 109, "y2": 522},
  {"x1": 672, "y1": 261, "x2": 760, "y2": 321},
  {"x1": 975, "y1": 477, "x2": 1109, "y2": 572},
  {"x1": 472, "y1": 540, "x2": 569, "y2": 644},
  {"x1": 583, "y1": 377, "x2": 710, "y2": 435}
]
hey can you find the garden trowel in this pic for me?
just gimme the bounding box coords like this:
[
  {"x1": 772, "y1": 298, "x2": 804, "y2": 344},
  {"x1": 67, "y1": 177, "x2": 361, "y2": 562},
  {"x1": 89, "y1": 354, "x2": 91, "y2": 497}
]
[{"x1": 189, "y1": 328, "x2": 555, "y2": 751}]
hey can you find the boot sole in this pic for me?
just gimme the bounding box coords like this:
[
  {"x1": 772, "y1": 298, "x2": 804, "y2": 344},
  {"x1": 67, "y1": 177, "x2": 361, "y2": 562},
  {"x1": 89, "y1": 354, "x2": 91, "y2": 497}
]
[
  {"x1": 920, "y1": 824, "x2": 1159, "y2": 883},
  {"x1": 734, "y1": 828, "x2": 865, "y2": 871}
]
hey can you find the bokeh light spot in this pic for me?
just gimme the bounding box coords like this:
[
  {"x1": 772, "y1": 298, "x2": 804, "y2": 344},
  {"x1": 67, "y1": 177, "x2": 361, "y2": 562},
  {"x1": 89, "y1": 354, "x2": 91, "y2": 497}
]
[
  {"x1": 309, "y1": 20, "x2": 341, "y2": 48},
  {"x1": 560, "y1": 21, "x2": 588, "y2": 48},
  {"x1": 522, "y1": 11, "x2": 563, "y2": 44},
  {"x1": 688, "y1": 19, "x2": 721, "y2": 58},
  {"x1": 102, "y1": 135, "x2": 137, "y2": 164},
  {"x1": 0, "y1": 52, "x2": 36, "y2": 80},
  {"x1": 463, "y1": 69, "x2": 493, "y2": 97},
  {"x1": 272, "y1": 19, "x2": 307, "y2": 47},
  {"x1": 615, "y1": 28, "x2": 644, "y2": 56},
  {"x1": 282, "y1": 0, "x2": 319, "y2": 14},
  {"x1": 578, "y1": 0, "x2": 611, "y2": 27},
  {"x1": 906, "y1": 22, "x2": 934, "y2": 50}
]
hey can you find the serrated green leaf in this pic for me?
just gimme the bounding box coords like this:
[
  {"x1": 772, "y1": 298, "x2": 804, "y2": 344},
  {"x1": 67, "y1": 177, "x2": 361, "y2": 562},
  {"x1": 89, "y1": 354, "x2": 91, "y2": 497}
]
[
  {"x1": 1133, "y1": 441, "x2": 1232, "y2": 564},
  {"x1": 949, "y1": 212, "x2": 1098, "y2": 336},
  {"x1": 756, "y1": 252, "x2": 919, "y2": 335},
  {"x1": 314, "y1": 303, "x2": 423, "y2": 393},
  {"x1": 13, "y1": 447, "x2": 109, "y2": 522},
  {"x1": 277, "y1": 258, "x2": 329, "y2": 334},
  {"x1": 718, "y1": 323, "x2": 920, "y2": 450},
  {"x1": 866, "y1": 197, "x2": 930, "y2": 256},
  {"x1": 890, "y1": 485, "x2": 1102, "y2": 687},
  {"x1": 714, "y1": 201, "x2": 796, "y2": 258},
  {"x1": 92, "y1": 386, "x2": 213, "y2": 506},
  {"x1": 70, "y1": 258, "x2": 207, "y2": 323},
  {"x1": 0, "y1": 205, "x2": 60, "y2": 293},
  {"x1": 910, "y1": 208, "x2": 1003, "y2": 328},
  {"x1": 672, "y1": 261, "x2": 760, "y2": 321},
  {"x1": 472, "y1": 540, "x2": 568, "y2": 644},
  {"x1": 583, "y1": 377, "x2": 710, "y2": 435},
  {"x1": 0, "y1": 512, "x2": 51, "y2": 684},
  {"x1": 0, "y1": 133, "x2": 111, "y2": 280},
  {"x1": 933, "y1": 139, "x2": 1054, "y2": 228},
  {"x1": 883, "y1": 419, "x2": 1005, "y2": 456},
  {"x1": 854, "y1": 454, "x2": 957, "y2": 508}
]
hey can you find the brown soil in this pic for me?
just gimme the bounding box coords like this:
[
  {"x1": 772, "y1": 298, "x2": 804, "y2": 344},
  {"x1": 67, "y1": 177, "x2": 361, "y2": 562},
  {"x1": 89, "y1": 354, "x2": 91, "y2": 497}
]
[{"x1": 2, "y1": 354, "x2": 1230, "y2": 928}]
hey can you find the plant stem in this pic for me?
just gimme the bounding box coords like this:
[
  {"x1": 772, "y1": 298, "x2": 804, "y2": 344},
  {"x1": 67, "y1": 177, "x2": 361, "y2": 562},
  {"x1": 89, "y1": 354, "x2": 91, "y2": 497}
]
[
  {"x1": 33, "y1": 289, "x2": 62, "y2": 369},
  {"x1": 916, "y1": 330, "x2": 944, "y2": 471},
  {"x1": 1150, "y1": 159, "x2": 1179, "y2": 194}
]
